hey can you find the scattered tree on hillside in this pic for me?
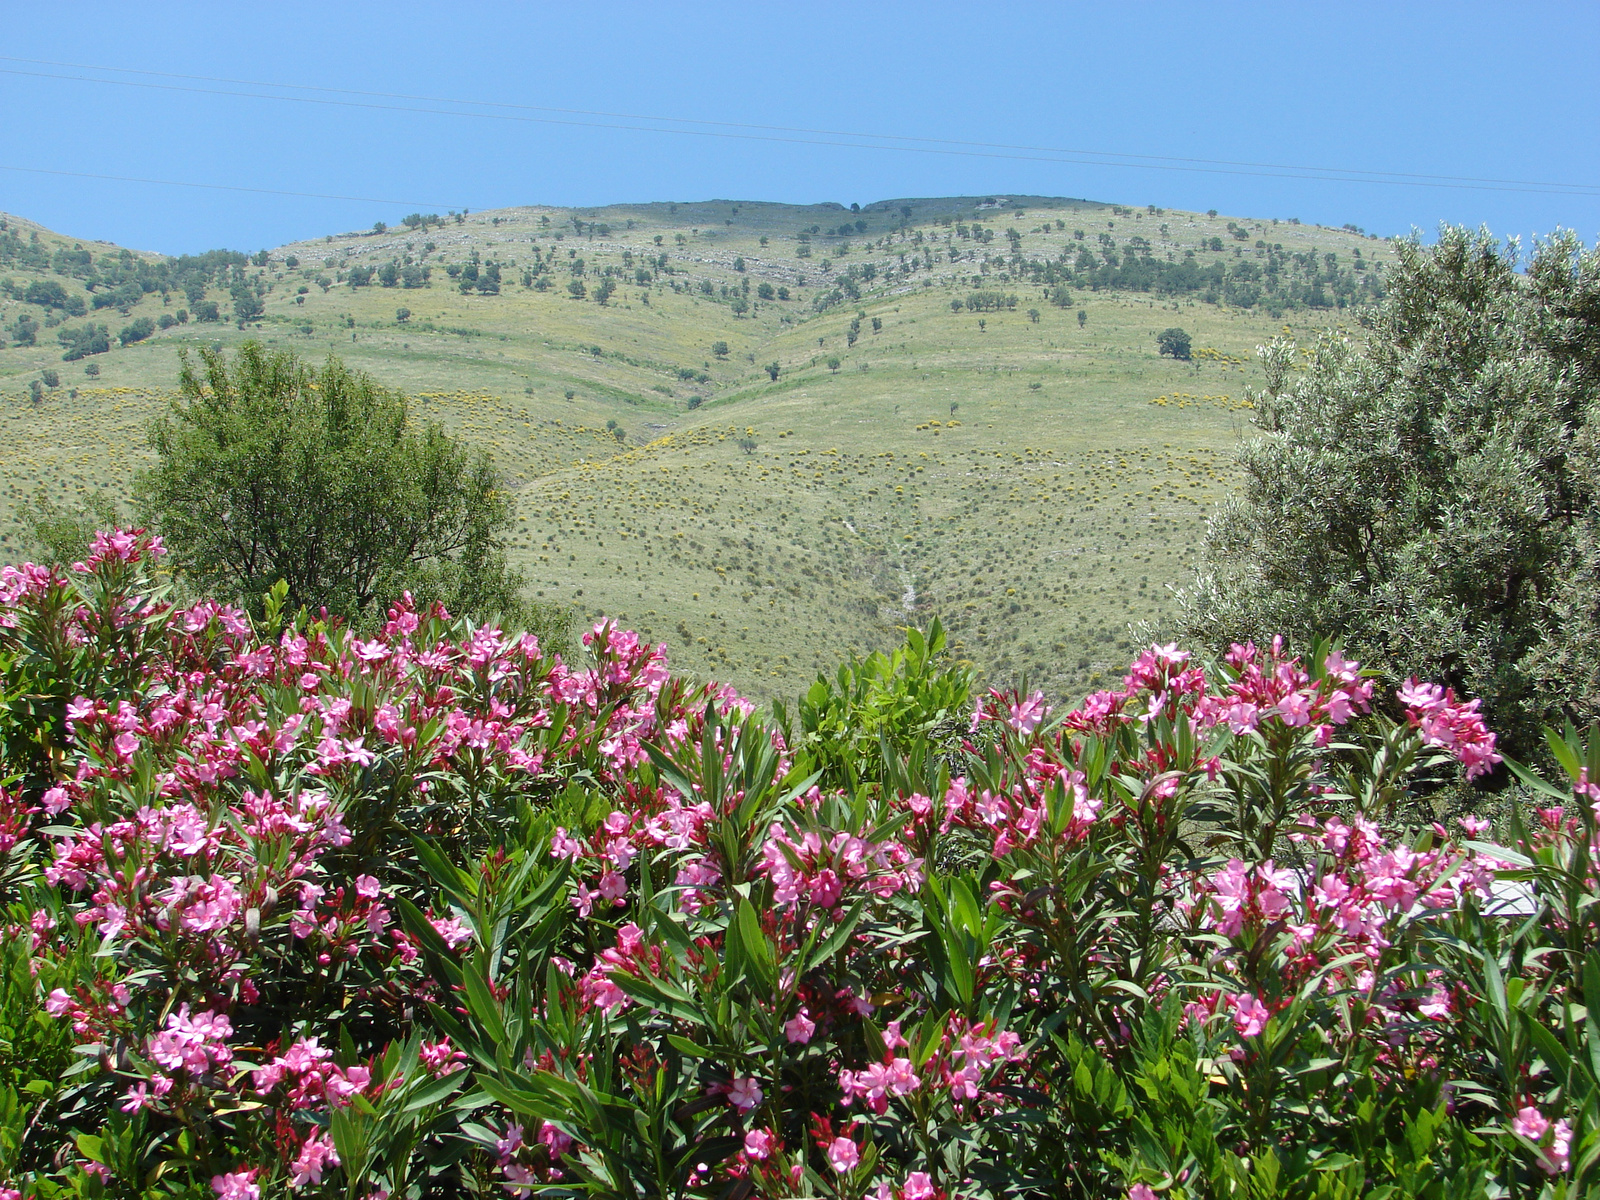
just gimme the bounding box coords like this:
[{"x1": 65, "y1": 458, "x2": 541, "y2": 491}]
[
  {"x1": 137, "y1": 343, "x2": 541, "y2": 630},
  {"x1": 57, "y1": 323, "x2": 109, "y2": 361},
  {"x1": 712, "y1": 341, "x2": 729, "y2": 358},
  {"x1": 119, "y1": 317, "x2": 155, "y2": 347},
  {"x1": 6, "y1": 313, "x2": 38, "y2": 347},
  {"x1": 766, "y1": 362, "x2": 780, "y2": 381},
  {"x1": 1179, "y1": 226, "x2": 1600, "y2": 765},
  {"x1": 1157, "y1": 327, "x2": 1192, "y2": 359}
]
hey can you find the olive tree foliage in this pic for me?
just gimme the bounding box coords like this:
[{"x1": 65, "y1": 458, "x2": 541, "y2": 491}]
[
  {"x1": 136, "y1": 343, "x2": 565, "y2": 643},
  {"x1": 1177, "y1": 225, "x2": 1600, "y2": 763}
]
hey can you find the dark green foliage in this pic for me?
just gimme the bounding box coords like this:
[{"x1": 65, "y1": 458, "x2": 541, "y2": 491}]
[
  {"x1": 5, "y1": 314, "x2": 37, "y2": 347},
  {"x1": 118, "y1": 316, "x2": 155, "y2": 346},
  {"x1": 56, "y1": 323, "x2": 108, "y2": 361},
  {"x1": 137, "y1": 343, "x2": 552, "y2": 634},
  {"x1": 21, "y1": 279, "x2": 85, "y2": 315},
  {"x1": 1157, "y1": 327, "x2": 1192, "y2": 359},
  {"x1": 230, "y1": 281, "x2": 264, "y2": 325},
  {"x1": 191, "y1": 299, "x2": 221, "y2": 322},
  {"x1": 964, "y1": 290, "x2": 1019, "y2": 312},
  {"x1": 1180, "y1": 226, "x2": 1600, "y2": 764}
]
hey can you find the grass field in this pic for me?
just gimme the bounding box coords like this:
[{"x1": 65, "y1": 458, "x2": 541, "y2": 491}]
[{"x1": 0, "y1": 196, "x2": 1389, "y2": 701}]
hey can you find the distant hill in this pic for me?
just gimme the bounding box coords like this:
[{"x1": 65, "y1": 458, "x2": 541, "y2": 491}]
[{"x1": 0, "y1": 195, "x2": 1389, "y2": 699}]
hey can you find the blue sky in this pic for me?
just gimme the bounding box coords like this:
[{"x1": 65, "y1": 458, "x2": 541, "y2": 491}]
[{"x1": 2, "y1": 1, "x2": 1596, "y2": 255}]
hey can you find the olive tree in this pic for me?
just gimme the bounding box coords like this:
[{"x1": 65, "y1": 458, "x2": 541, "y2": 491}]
[
  {"x1": 1178, "y1": 225, "x2": 1600, "y2": 763},
  {"x1": 137, "y1": 343, "x2": 554, "y2": 635}
]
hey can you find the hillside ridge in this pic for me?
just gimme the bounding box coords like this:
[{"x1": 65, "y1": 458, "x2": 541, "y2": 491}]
[{"x1": 0, "y1": 193, "x2": 1388, "y2": 698}]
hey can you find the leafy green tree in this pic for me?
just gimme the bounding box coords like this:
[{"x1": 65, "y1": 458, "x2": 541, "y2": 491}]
[
  {"x1": 6, "y1": 313, "x2": 38, "y2": 347},
  {"x1": 17, "y1": 487, "x2": 122, "y2": 564},
  {"x1": 119, "y1": 317, "x2": 155, "y2": 346},
  {"x1": 395, "y1": 308, "x2": 411, "y2": 323},
  {"x1": 827, "y1": 357, "x2": 841, "y2": 373},
  {"x1": 1078, "y1": 308, "x2": 1088, "y2": 327},
  {"x1": 712, "y1": 341, "x2": 729, "y2": 358},
  {"x1": 231, "y1": 282, "x2": 264, "y2": 325},
  {"x1": 57, "y1": 323, "x2": 108, "y2": 361},
  {"x1": 1178, "y1": 226, "x2": 1600, "y2": 764},
  {"x1": 137, "y1": 343, "x2": 544, "y2": 632},
  {"x1": 1157, "y1": 327, "x2": 1192, "y2": 359},
  {"x1": 40, "y1": 369, "x2": 59, "y2": 389},
  {"x1": 765, "y1": 362, "x2": 780, "y2": 381}
]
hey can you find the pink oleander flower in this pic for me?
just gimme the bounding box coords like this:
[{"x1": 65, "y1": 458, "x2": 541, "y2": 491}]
[
  {"x1": 212, "y1": 1169, "x2": 261, "y2": 1200},
  {"x1": 1512, "y1": 1106, "x2": 1550, "y2": 1141},
  {"x1": 826, "y1": 1135, "x2": 860, "y2": 1173},
  {"x1": 744, "y1": 1128, "x2": 775, "y2": 1160},
  {"x1": 727, "y1": 1076, "x2": 763, "y2": 1113},
  {"x1": 1231, "y1": 992, "x2": 1270, "y2": 1038},
  {"x1": 420, "y1": 1038, "x2": 468, "y2": 1077},
  {"x1": 1544, "y1": 1119, "x2": 1573, "y2": 1175},
  {"x1": 785, "y1": 1009, "x2": 816, "y2": 1044},
  {"x1": 903, "y1": 1172, "x2": 936, "y2": 1200},
  {"x1": 1128, "y1": 1186, "x2": 1157, "y2": 1200},
  {"x1": 289, "y1": 1130, "x2": 340, "y2": 1188},
  {"x1": 429, "y1": 915, "x2": 473, "y2": 949}
]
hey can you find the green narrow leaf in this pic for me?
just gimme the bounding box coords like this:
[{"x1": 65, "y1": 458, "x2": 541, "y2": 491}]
[{"x1": 461, "y1": 958, "x2": 508, "y2": 1047}]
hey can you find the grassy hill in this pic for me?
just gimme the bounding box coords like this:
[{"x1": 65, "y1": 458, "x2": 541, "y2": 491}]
[{"x1": 0, "y1": 195, "x2": 1391, "y2": 700}]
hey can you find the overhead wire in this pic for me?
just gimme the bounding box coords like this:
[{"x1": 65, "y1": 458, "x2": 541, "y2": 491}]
[
  {"x1": 1, "y1": 57, "x2": 1596, "y2": 199},
  {"x1": 0, "y1": 164, "x2": 457, "y2": 209}
]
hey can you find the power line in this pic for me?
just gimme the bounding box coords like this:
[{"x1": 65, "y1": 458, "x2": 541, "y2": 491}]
[
  {"x1": 0, "y1": 164, "x2": 458, "y2": 210},
  {"x1": 3, "y1": 57, "x2": 1597, "y2": 199},
  {"x1": 4, "y1": 53, "x2": 1592, "y2": 194}
]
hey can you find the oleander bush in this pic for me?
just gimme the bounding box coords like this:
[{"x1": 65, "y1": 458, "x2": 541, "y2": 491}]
[{"x1": 2, "y1": 531, "x2": 1600, "y2": 1198}]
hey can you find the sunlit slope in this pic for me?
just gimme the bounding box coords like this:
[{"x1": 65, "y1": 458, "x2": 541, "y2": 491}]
[{"x1": 0, "y1": 197, "x2": 1387, "y2": 699}]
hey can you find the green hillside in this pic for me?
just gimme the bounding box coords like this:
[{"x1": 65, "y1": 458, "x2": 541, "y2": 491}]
[{"x1": 0, "y1": 195, "x2": 1391, "y2": 700}]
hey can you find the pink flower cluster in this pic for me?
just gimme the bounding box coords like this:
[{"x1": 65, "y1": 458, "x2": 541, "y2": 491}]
[{"x1": 1398, "y1": 678, "x2": 1501, "y2": 780}]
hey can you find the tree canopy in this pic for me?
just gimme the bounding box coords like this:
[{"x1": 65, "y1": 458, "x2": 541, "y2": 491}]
[
  {"x1": 1157, "y1": 326, "x2": 1192, "y2": 359},
  {"x1": 1179, "y1": 225, "x2": 1600, "y2": 763},
  {"x1": 137, "y1": 342, "x2": 544, "y2": 631}
]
